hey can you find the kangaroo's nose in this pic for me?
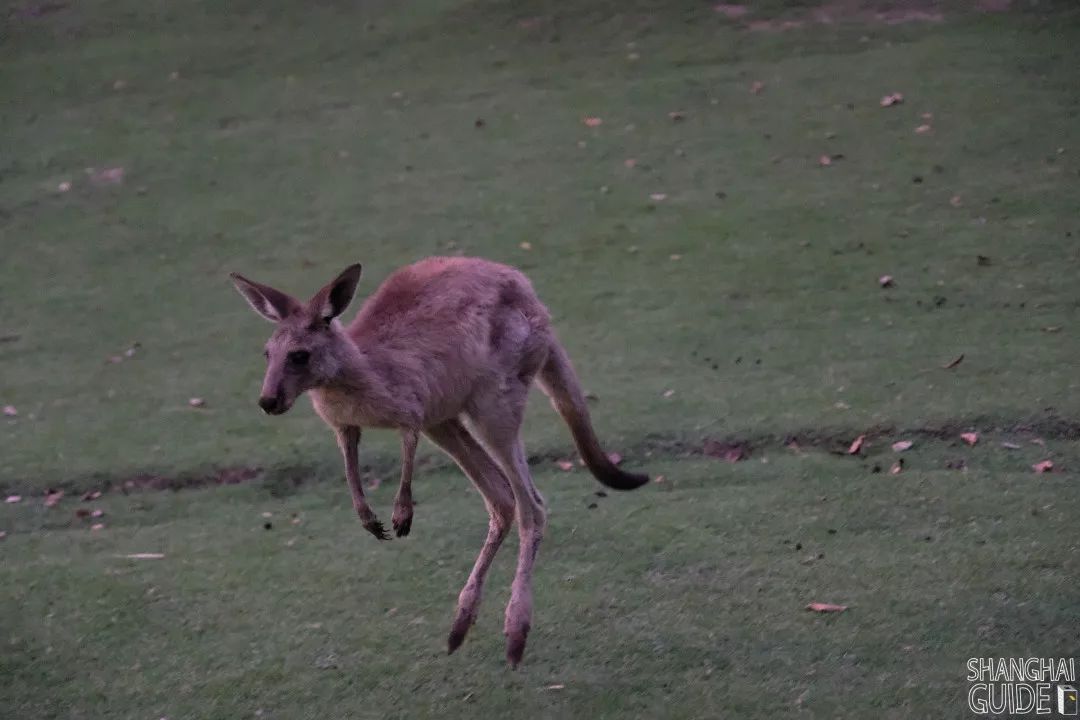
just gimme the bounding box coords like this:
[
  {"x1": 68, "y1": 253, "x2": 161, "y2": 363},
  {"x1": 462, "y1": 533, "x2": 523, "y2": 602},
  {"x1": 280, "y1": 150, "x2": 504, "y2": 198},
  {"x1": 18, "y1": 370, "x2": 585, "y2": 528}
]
[{"x1": 258, "y1": 396, "x2": 280, "y2": 414}]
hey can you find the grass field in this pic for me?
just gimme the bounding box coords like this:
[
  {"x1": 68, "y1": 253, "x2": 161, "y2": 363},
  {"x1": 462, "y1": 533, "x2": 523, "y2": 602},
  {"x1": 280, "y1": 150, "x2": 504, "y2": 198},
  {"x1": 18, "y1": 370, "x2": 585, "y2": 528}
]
[{"x1": 2, "y1": 0, "x2": 1079, "y2": 717}]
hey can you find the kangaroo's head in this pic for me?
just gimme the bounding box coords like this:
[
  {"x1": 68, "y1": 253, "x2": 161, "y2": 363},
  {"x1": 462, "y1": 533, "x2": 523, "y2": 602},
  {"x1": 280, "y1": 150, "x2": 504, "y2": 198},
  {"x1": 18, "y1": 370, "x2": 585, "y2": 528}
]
[{"x1": 229, "y1": 264, "x2": 363, "y2": 415}]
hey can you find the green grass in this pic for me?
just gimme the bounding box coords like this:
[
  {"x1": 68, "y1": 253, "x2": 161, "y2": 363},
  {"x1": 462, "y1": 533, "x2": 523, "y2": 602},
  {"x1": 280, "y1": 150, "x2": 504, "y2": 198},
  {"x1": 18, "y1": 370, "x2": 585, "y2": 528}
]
[{"x1": 2, "y1": 0, "x2": 1079, "y2": 717}]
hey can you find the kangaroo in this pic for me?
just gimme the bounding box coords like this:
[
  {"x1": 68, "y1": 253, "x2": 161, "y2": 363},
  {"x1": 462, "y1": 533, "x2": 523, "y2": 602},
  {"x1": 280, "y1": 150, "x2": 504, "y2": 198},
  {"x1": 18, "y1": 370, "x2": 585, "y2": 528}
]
[{"x1": 229, "y1": 256, "x2": 648, "y2": 667}]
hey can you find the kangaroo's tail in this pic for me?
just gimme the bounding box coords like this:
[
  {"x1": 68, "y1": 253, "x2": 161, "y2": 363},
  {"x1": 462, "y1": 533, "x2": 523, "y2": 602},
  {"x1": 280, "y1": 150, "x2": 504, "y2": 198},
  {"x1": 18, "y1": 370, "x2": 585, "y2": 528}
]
[{"x1": 537, "y1": 338, "x2": 649, "y2": 490}]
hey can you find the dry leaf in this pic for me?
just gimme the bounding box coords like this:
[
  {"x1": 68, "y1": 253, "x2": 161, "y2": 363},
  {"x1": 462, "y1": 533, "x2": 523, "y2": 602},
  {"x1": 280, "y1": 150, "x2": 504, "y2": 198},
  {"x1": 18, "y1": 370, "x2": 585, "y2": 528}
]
[
  {"x1": 1032, "y1": 460, "x2": 1054, "y2": 474},
  {"x1": 668, "y1": 111, "x2": 686, "y2": 122},
  {"x1": 960, "y1": 432, "x2": 978, "y2": 446},
  {"x1": 750, "y1": 80, "x2": 765, "y2": 95},
  {"x1": 653, "y1": 474, "x2": 666, "y2": 483},
  {"x1": 915, "y1": 124, "x2": 932, "y2": 134},
  {"x1": 650, "y1": 193, "x2": 667, "y2": 201},
  {"x1": 889, "y1": 458, "x2": 904, "y2": 474},
  {"x1": 124, "y1": 553, "x2": 165, "y2": 559},
  {"x1": 818, "y1": 155, "x2": 832, "y2": 167},
  {"x1": 879, "y1": 92, "x2": 904, "y2": 107},
  {"x1": 5, "y1": 495, "x2": 22, "y2": 504},
  {"x1": 669, "y1": 254, "x2": 682, "y2": 261},
  {"x1": 848, "y1": 435, "x2": 865, "y2": 455},
  {"x1": 0, "y1": 531, "x2": 6, "y2": 540},
  {"x1": 261, "y1": 511, "x2": 273, "y2": 518},
  {"x1": 806, "y1": 602, "x2": 848, "y2": 613},
  {"x1": 1042, "y1": 326, "x2": 1062, "y2": 333},
  {"x1": 91, "y1": 523, "x2": 105, "y2": 531},
  {"x1": 188, "y1": 397, "x2": 205, "y2": 408},
  {"x1": 1000, "y1": 441, "x2": 1021, "y2": 450},
  {"x1": 943, "y1": 354, "x2": 965, "y2": 369},
  {"x1": 519, "y1": 241, "x2": 533, "y2": 251},
  {"x1": 878, "y1": 275, "x2": 894, "y2": 288},
  {"x1": 583, "y1": 117, "x2": 603, "y2": 128},
  {"x1": 1031, "y1": 438, "x2": 1046, "y2": 447},
  {"x1": 545, "y1": 683, "x2": 566, "y2": 690},
  {"x1": 3, "y1": 405, "x2": 17, "y2": 417},
  {"x1": 714, "y1": 4, "x2": 749, "y2": 18},
  {"x1": 892, "y1": 440, "x2": 914, "y2": 452},
  {"x1": 949, "y1": 195, "x2": 963, "y2": 207},
  {"x1": 662, "y1": 389, "x2": 675, "y2": 398},
  {"x1": 82, "y1": 490, "x2": 102, "y2": 501},
  {"x1": 91, "y1": 167, "x2": 125, "y2": 185},
  {"x1": 57, "y1": 181, "x2": 72, "y2": 192},
  {"x1": 555, "y1": 460, "x2": 574, "y2": 472},
  {"x1": 44, "y1": 489, "x2": 64, "y2": 507},
  {"x1": 91, "y1": 509, "x2": 104, "y2": 518}
]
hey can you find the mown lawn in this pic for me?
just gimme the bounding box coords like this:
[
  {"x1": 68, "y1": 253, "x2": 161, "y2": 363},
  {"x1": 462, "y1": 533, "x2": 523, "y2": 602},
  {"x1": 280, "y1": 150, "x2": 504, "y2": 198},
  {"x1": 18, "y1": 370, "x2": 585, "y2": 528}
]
[{"x1": 2, "y1": 0, "x2": 1079, "y2": 717}]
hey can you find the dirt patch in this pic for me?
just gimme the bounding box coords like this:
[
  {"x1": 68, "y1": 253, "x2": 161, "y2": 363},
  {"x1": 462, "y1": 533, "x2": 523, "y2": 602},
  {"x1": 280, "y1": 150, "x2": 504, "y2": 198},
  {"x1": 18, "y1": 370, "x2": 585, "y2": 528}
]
[{"x1": 714, "y1": 0, "x2": 1018, "y2": 32}]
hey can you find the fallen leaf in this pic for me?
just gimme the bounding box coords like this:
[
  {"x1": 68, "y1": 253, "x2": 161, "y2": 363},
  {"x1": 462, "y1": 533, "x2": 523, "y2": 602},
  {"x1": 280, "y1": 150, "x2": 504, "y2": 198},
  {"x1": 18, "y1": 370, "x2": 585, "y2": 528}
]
[
  {"x1": 5, "y1": 495, "x2": 22, "y2": 504},
  {"x1": 91, "y1": 509, "x2": 104, "y2": 518},
  {"x1": 662, "y1": 389, "x2": 675, "y2": 398},
  {"x1": 188, "y1": 397, "x2": 205, "y2": 408},
  {"x1": 1000, "y1": 441, "x2": 1021, "y2": 450},
  {"x1": 291, "y1": 514, "x2": 302, "y2": 525},
  {"x1": 124, "y1": 553, "x2": 165, "y2": 559},
  {"x1": 91, "y1": 523, "x2": 105, "y2": 531},
  {"x1": 915, "y1": 124, "x2": 932, "y2": 134},
  {"x1": 878, "y1": 275, "x2": 894, "y2": 288},
  {"x1": 555, "y1": 460, "x2": 574, "y2": 472},
  {"x1": 892, "y1": 440, "x2": 914, "y2": 452},
  {"x1": 806, "y1": 602, "x2": 848, "y2": 613},
  {"x1": 57, "y1": 181, "x2": 72, "y2": 192},
  {"x1": 607, "y1": 452, "x2": 623, "y2": 465},
  {"x1": 1031, "y1": 438, "x2": 1046, "y2": 447},
  {"x1": 649, "y1": 193, "x2": 668, "y2": 201},
  {"x1": 653, "y1": 474, "x2": 666, "y2": 483},
  {"x1": 545, "y1": 683, "x2": 566, "y2": 690},
  {"x1": 943, "y1": 354, "x2": 965, "y2": 369},
  {"x1": 583, "y1": 117, "x2": 603, "y2": 128},
  {"x1": 3, "y1": 405, "x2": 17, "y2": 417},
  {"x1": 1042, "y1": 326, "x2": 1062, "y2": 333},
  {"x1": 519, "y1": 241, "x2": 533, "y2": 251},
  {"x1": 750, "y1": 80, "x2": 765, "y2": 94},
  {"x1": 818, "y1": 154, "x2": 832, "y2": 167},
  {"x1": 949, "y1": 195, "x2": 963, "y2": 207},
  {"x1": 0, "y1": 531, "x2": 6, "y2": 540},
  {"x1": 889, "y1": 458, "x2": 904, "y2": 475},
  {"x1": 879, "y1": 92, "x2": 904, "y2": 107},
  {"x1": 960, "y1": 432, "x2": 978, "y2": 446},
  {"x1": 668, "y1": 111, "x2": 686, "y2": 122},
  {"x1": 82, "y1": 490, "x2": 102, "y2": 501},
  {"x1": 714, "y1": 3, "x2": 749, "y2": 18},
  {"x1": 669, "y1": 254, "x2": 682, "y2": 261},
  {"x1": 91, "y1": 167, "x2": 125, "y2": 185},
  {"x1": 44, "y1": 489, "x2": 64, "y2": 507},
  {"x1": 848, "y1": 435, "x2": 865, "y2": 455},
  {"x1": 1032, "y1": 460, "x2": 1054, "y2": 474},
  {"x1": 261, "y1": 511, "x2": 273, "y2": 518}
]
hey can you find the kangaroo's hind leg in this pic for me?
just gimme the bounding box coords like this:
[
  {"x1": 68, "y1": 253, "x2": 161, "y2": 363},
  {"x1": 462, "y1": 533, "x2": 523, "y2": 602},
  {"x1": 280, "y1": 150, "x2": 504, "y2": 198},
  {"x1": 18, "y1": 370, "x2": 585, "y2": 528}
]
[{"x1": 425, "y1": 418, "x2": 515, "y2": 654}]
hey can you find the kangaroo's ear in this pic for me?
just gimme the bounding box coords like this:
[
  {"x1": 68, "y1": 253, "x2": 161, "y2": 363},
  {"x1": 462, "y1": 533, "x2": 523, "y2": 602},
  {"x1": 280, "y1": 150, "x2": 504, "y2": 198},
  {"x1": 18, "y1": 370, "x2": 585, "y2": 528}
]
[
  {"x1": 229, "y1": 273, "x2": 302, "y2": 322},
  {"x1": 308, "y1": 263, "x2": 363, "y2": 323}
]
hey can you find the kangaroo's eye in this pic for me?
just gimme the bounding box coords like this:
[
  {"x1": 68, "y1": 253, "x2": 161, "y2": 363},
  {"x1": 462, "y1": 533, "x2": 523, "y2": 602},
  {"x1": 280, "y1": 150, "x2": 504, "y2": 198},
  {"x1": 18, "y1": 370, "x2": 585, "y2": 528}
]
[{"x1": 287, "y1": 350, "x2": 310, "y2": 366}]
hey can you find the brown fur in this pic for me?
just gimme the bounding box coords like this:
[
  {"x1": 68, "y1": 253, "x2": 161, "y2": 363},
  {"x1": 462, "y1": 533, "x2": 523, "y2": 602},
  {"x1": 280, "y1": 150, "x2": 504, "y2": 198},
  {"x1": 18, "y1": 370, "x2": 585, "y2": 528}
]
[{"x1": 230, "y1": 256, "x2": 648, "y2": 667}]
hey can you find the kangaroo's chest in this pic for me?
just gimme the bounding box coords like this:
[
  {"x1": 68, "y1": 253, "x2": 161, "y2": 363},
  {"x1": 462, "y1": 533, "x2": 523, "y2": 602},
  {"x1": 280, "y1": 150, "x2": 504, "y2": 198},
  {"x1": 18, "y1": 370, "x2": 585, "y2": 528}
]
[{"x1": 310, "y1": 387, "x2": 391, "y2": 429}]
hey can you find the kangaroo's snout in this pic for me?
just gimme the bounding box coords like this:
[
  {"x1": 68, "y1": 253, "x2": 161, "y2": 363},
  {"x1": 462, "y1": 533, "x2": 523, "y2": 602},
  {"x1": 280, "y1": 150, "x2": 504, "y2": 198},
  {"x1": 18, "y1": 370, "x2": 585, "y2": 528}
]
[{"x1": 258, "y1": 395, "x2": 285, "y2": 415}]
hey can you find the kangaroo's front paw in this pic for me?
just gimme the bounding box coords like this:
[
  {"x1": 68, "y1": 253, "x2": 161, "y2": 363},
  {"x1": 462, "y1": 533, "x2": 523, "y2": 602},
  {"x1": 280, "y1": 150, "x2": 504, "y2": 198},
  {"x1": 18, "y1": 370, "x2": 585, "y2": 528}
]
[{"x1": 392, "y1": 502, "x2": 413, "y2": 538}]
